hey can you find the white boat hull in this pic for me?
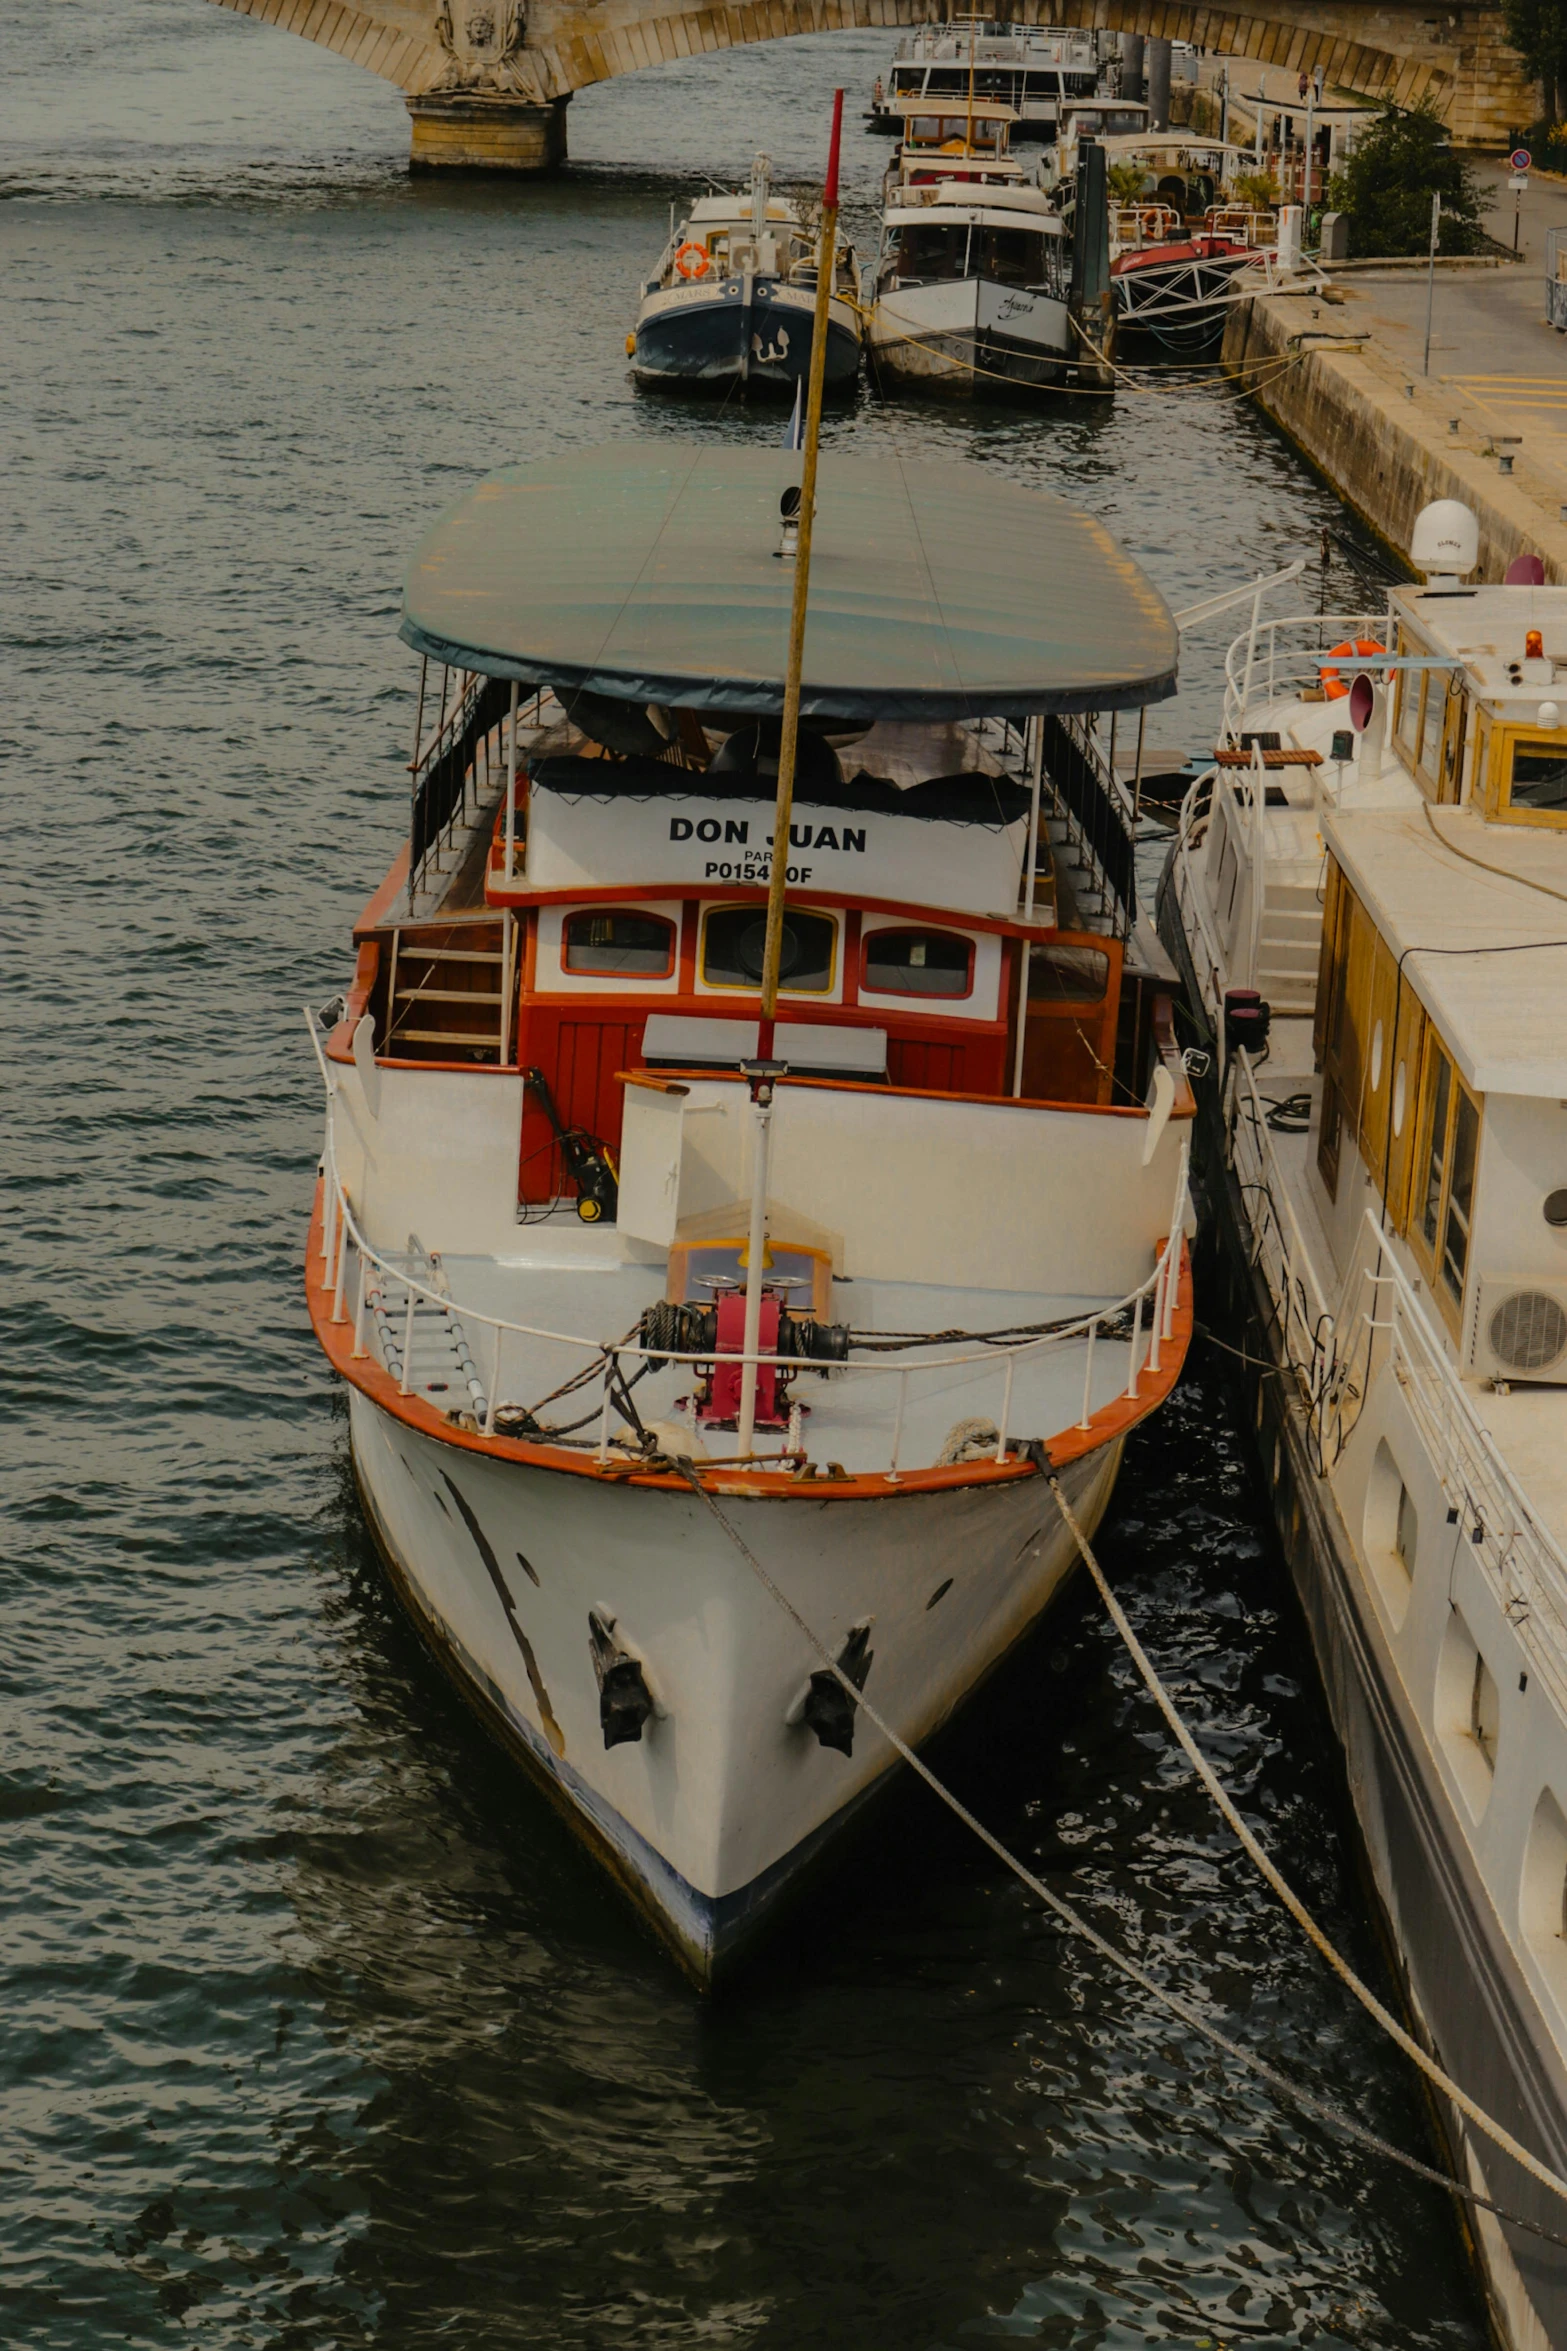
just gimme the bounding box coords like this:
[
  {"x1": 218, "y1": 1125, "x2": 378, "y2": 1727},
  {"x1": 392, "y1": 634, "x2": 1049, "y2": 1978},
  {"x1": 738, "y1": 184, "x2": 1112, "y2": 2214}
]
[
  {"x1": 350, "y1": 1384, "x2": 1124, "y2": 1981},
  {"x1": 869, "y1": 277, "x2": 1073, "y2": 394}
]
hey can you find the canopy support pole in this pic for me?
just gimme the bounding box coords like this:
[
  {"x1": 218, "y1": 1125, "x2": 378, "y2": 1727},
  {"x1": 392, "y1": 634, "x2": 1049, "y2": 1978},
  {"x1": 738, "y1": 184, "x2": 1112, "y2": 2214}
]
[
  {"x1": 1012, "y1": 715, "x2": 1045, "y2": 1099},
  {"x1": 505, "y1": 680, "x2": 520, "y2": 882},
  {"x1": 407, "y1": 656, "x2": 428, "y2": 909}
]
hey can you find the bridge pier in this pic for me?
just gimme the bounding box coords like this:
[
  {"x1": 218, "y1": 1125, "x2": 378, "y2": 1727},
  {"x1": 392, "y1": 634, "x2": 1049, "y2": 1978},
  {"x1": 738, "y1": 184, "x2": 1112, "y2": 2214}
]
[{"x1": 406, "y1": 93, "x2": 568, "y2": 174}]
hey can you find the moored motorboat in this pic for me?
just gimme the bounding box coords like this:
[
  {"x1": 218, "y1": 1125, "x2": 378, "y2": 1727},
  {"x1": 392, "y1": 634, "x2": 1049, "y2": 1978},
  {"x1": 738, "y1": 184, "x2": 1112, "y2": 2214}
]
[
  {"x1": 1046, "y1": 121, "x2": 1276, "y2": 351},
  {"x1": 866, "y1": 102, "x2": 1075, "y2": 396},
  {"x1": 630, "y1": 154, "x2": 861, "y2": 397},
  {"x1": 1160, "y1": 505, "x2": 1567, "y2": 2345},
  {"x1": 865, "y1": 17, "x2": 1107, "y2": 140},
  {"x1": 305, "y1": 439, "x2": 1193, "y2": 1985}
]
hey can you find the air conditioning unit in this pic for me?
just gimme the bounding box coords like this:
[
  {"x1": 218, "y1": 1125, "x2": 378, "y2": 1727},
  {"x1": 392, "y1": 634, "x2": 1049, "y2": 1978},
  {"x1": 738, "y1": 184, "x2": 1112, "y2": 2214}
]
[{"x1": 1470, "y1": 1276, "x2": 1567, "y2": 1384}]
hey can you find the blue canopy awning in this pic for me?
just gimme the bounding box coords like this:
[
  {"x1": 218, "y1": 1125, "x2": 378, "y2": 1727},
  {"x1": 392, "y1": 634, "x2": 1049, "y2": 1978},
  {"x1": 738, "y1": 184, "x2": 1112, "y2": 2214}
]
[{"x1": 400, "y1": 444, "x2": 1177, "y2": 724}]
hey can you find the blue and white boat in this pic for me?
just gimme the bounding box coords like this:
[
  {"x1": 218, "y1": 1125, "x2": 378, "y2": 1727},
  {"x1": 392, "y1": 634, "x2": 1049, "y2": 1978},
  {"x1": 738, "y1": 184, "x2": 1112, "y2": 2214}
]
[{"x1": 631, "y1": 155, "x2": 862, "y2": 398}]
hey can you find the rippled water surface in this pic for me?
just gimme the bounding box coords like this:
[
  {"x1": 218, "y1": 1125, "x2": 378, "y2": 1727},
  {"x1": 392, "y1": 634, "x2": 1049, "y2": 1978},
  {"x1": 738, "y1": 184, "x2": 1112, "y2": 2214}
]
[{"x1": 2, "y1": 6, "x2": 1490, "y2": 2345}]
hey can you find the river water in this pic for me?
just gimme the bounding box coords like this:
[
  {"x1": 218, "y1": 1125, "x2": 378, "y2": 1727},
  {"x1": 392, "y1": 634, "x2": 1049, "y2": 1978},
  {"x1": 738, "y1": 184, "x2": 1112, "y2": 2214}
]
[{"x1": 1, "y1": 7, "x2": 1491, "y2": 2346}]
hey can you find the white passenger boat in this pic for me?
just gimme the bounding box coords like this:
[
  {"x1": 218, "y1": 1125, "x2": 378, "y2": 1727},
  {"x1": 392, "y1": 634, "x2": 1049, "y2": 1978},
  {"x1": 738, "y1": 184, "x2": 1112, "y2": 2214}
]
[
  {"x1": 630, "y1": 155, "x2": 861, "y2": 397},
  {"x1": 866, "y1": 16, "x2": 1107, "y2": 140},
  {"x1": 304, "y1": 441, "x2": 1194, "y2": 1982},
  {"x1": 1161, "y1": 506, "x2": 1567, "y2": 2345},
  {"x1": 867, "y1": 103, "x2": 1074, "y2": 395}
]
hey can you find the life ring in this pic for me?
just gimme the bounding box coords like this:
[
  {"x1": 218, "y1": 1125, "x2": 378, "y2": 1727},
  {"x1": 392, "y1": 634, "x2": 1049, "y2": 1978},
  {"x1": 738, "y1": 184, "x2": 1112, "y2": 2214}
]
[
  {"x1": 674, "y1": 241, "x2": 710, "y2": 281},
  {"x1": 1319, "y1": 637, "x2": 1386, "y2": 699}
]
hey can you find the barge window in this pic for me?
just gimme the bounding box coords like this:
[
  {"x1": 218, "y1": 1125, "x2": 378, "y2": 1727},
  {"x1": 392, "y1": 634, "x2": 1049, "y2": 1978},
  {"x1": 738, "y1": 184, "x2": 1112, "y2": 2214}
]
[
  {"x1": 1027, "y1": 944, "x2": 1110, "y2": 1002},
  {"x1": 892, "y1": 223, "x2": 972, "y2": 282},
  {"x1": 1507, "y1": 738, "x2": 1567, "y2": 816},
  {"x1": 863, "y1": 928, "x2": 974, "y2": 997},
  {"x1": 1418, "y1": 670, "x2": 1446, "y2": 783},
  {"x1": 1394, "y1": 632, "x2": 1425, "y2": 760},
  {"x1": 562, "y1": 910, "x2": 676, "y2": 977},
  {"x1": 1415, "y1": 1035, "x2": 1481, "y2": 1312},
  {"x1": 702, "y1": 906, "x2": 836, "y2": 993},
  {"x1": 977, "y1": 227, "x2": 1054, "y2": 288}
]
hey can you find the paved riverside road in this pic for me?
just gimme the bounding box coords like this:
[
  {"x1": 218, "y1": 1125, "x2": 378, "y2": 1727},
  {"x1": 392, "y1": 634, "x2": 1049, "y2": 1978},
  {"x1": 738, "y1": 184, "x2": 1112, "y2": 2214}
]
[{"x1": 1321, "y1": 161, "x2": 1567, "y2": 508}]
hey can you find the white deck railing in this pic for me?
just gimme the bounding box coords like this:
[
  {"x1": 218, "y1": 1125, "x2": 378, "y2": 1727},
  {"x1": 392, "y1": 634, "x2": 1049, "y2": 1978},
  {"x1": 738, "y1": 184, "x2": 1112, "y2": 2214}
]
[
  {"x1": 1221, "y1": 608, "x2": 1388, "y2": 744},
  {"x1": 306, "y1": 1014, "x2": 1190, "y2": 1482}
]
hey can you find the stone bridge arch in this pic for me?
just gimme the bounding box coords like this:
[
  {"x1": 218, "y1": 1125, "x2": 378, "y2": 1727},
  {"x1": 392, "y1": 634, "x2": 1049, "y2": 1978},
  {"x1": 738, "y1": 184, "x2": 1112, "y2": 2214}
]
[{"x1": 208, "y1": 0, "x2": 1530, "y2": 166}]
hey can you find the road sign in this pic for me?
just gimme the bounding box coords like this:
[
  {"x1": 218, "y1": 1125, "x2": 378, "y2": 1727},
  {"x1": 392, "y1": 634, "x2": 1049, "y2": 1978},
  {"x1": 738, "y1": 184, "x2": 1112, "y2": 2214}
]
[{"x1": 1511, "y1": 147, "x2": 1532, "y2": 170}]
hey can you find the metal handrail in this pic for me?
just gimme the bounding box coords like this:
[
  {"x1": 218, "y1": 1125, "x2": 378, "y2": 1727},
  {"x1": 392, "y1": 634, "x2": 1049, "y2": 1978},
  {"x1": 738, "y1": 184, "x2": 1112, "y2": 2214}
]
[
  {"x1": 1231, "y1": 1050, "x2": 1331, "y2": 1320},
  {"x1": 1221, "y1": 608, "x2": 1386, "y2": 740},
  {"x1": 306, "y1": 1012, "x2": 1190, "y2": 1474}
]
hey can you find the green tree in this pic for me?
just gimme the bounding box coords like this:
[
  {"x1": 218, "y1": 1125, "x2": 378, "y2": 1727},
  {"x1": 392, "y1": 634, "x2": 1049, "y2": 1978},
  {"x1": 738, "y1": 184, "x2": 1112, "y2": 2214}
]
[
  {"x1": 1326, "y1": 98, "x2": 1489, "y2": 258},
  {"x1": 1503, "y1": 0, "x2": 1567, "y2": 125}
]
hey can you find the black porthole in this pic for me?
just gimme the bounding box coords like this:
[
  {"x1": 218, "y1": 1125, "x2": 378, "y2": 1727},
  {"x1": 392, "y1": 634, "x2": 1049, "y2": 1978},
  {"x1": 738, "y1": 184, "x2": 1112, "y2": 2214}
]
[
  {"x1": 926, "y1": 1577, "x2": 953, "y2": 1610},
  {"x1": 1545, "y1": 1189, "x2": 1567, "y2": 1228}
]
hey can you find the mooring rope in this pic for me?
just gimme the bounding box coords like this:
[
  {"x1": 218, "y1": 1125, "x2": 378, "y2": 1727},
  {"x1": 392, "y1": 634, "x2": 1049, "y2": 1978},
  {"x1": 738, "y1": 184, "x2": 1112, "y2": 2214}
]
[
  {"x1": 677, "y1": 1463, "x2": 1567, "y2": 2249},
  {"x1": 1043, "y1": 1470, "x2": 1567, "y2": 2218}
]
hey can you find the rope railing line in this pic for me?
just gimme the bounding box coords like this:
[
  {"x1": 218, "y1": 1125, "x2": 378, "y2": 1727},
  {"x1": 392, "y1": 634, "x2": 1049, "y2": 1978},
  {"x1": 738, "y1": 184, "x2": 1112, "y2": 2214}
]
[{"x1": 677, "y1": 1464, "x2": 1567, "y2": 2251}]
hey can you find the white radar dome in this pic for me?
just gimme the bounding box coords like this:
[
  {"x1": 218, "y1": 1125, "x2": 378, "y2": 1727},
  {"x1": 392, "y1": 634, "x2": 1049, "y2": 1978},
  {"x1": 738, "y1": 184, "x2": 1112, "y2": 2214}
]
[{"x1": 1411, "y1": 499, "x2": 1479, "y2": 582}]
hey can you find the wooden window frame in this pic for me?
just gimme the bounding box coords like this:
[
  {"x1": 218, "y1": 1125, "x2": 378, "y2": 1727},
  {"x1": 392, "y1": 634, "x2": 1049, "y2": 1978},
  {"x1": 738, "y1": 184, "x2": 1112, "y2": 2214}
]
[
  {"x1": 1437, "y1": 675, "x2": 1466, "y2": 805},
  {"x1": 1392, "y1": 625, "x2": 1427, "y2": 770},
  {"x1": 1484, "y1": 723, "x2": 1567, "y2": 832},
  {"x1": 1408, "y1": 1028, "x2": 1482, "y2": 1334},
  {"x1": 1416, "y1": 665, "x2": 1448, "y2": 793}
]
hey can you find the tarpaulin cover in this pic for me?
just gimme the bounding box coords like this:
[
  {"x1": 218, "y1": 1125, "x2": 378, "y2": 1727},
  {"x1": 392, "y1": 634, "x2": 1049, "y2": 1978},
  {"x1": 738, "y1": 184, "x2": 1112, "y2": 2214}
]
[
  {"x1": 400, "y1": 445, "x2": 1177, "y2": 723},
  {"x1": 529, "y1": 755, "x2": 1032, "y2": 826}
]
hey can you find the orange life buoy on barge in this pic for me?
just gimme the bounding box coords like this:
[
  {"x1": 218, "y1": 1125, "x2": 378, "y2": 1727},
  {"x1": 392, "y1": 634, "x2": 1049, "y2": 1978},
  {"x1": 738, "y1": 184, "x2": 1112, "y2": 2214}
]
[
  {"x1": 1319, "y1": 637, "x2": 1385, "y2": 699},
  {"x1": 673, "y1": 241, "x2": 710, "y2": 281}
]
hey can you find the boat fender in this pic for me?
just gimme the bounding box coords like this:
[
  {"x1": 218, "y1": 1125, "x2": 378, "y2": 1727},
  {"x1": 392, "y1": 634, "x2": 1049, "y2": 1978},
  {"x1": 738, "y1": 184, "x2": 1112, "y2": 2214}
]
[
  {"x1": 1142, "y1": 1061, "x2": 1176, "y2": 1166},
  {"x1": 1318, "y1": 638, "x2": 1384, "y2": 699},
  {"x1": 351, "y1": 1014, "x2": 382, "y2": 1121},
  {"x1": 674, "y1": 241, "x2": 710, "y2": 280},
  {"x1": 588, "y1": 1607, "x2": 661, "y2": 1748},
  {"x1": 787, "y1": 1621, "x2": 874, "y2": 1756}
]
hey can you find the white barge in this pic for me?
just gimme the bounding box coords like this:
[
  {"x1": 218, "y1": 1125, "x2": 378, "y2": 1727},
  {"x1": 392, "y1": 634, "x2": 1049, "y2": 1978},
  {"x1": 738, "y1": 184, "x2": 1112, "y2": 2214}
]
[
  {"x1": 306, "y1": 443, "x2": 1194, "y2": 1982},
  {"x1": 1161, "y1": 507, "x2": 1567, "y2": 2345}
]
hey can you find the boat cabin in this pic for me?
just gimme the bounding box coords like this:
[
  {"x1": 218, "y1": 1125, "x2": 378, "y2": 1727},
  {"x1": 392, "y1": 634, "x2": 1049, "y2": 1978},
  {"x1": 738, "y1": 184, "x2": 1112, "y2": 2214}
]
[
  {"x1": 884, "y1": 18, "x2": 1101, "y2": 119},
  {"x1": 1308, "y1": 583, "x2": 1567, "y2": 1354},
  {"x1": 329, "y1": 445, "x2": 1186, "y2": 1316},
  {"x1": 876, "y1": 183, "x2": 1067, "y2": 297},
  {"x1": 891, "y1": 98, "x2": 1028, "y2": 188},
  {"x1": 1183, "y1": 557, "x2": 1567, "y2": 1418}
]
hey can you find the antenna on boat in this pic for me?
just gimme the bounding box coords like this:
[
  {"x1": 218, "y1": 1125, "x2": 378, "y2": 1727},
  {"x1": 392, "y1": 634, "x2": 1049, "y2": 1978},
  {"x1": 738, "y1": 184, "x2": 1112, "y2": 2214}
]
[{"x1": 738, "y1": 86, "x2": 843, "y2": 1460}]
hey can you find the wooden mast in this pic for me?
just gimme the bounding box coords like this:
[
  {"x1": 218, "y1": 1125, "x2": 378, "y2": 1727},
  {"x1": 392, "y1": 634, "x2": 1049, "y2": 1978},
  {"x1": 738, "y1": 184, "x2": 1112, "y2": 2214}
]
[
  {"x1": 738, "y1": 90, "x2": 842, "y2": 1462},
  {"x1": 756, "y1": 87, "x2": 843, "y2": 1060}
]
